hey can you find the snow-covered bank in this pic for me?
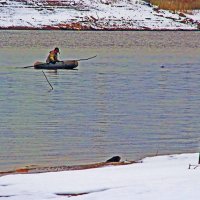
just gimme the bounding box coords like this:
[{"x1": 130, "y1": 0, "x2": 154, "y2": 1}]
[
  {"x1": 0, "y1": 153, "x2": 200, "y2": 200},
  {"x1": 0, "y1": 0, "x2": 200, "y2": 30}
]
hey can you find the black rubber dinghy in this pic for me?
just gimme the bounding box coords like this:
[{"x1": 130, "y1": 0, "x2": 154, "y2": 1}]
[{"x1": 34, "y1": 60, "x2": 78, "y2": 70}]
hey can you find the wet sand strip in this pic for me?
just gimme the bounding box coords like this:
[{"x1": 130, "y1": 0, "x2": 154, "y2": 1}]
[{"x1": 0, "y1": 161, "x2": 137, "y2": 177}]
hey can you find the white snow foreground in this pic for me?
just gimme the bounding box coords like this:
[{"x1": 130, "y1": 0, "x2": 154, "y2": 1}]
[
  {"x1": 0, "y1": 0, "x2": 200, "y2": 30},
  {"x1": 0, "y1": 153, "x2": 200, "y2": 200}
]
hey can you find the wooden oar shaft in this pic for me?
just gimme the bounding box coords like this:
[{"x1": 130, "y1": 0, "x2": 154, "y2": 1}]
[
  {"x1": 23, "y1": 66, "x2": 34, "y2": 68},
  {"x1": 76, "y1": 55, "x2": 97, "y2": 61},
  {"x1": 42, "y1": 71, "x2": 53, "y2": 90}
]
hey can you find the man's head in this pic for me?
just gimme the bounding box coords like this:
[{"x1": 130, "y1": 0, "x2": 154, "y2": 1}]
[{"x1": 54, "y1": 47, "x2": 60, "y2": 54}]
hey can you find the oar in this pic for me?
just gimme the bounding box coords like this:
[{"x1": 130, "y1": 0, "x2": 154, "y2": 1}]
[
  {"x1": 42, "y1": 70, "x2": 53, "y2": 90},
  {"x1": 76, "y1": 55, "x2": 97, "y2": 61},
  {"x1": 23, "y1": 65, "x2": 34, "y2": 69}
]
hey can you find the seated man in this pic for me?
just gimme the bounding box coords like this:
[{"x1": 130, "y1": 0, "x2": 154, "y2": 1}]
[{"x1": 46, "y1": 47, "x2": 61, "y2": 64}]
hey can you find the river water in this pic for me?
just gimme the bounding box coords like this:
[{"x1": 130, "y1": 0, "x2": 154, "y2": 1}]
[{"x1": 0, "y1": 31, "x2": 200, "y2": 171}]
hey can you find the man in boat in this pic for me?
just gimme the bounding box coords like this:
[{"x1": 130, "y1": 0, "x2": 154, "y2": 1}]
[{"x1": 46, "y1": 47, "x2": 61, "y2": 64}]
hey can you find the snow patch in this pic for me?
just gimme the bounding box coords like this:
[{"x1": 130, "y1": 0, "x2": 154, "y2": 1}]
[
  {"x1": 0, "y1": 153, "x2": 200, "y2": 200},
  {"x1": 0, "y1": 0, "x2": 199, "y2": 29}
]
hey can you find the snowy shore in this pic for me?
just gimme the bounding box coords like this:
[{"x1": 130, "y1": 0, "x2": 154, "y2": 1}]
[
  {"x1": 0, "y1": 0, "x2": 200, "y2": 30},
  {"x1": 0, "y1": 153, "x2": 199, "y2": 200}
]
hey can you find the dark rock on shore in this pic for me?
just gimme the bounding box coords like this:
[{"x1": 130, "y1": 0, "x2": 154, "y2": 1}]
[{"x1": 106, "y1": 156, "x2": 121, "y2": 163}]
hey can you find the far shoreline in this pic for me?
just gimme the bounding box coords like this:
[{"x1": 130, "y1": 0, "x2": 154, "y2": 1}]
[{"x1": 0, "y1": 26, "x2": 199, "y2": 31}]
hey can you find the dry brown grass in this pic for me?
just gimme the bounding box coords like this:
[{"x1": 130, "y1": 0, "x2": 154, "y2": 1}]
[{"x1": 150, "y1": 0, "x2": 200, "y2": 11}]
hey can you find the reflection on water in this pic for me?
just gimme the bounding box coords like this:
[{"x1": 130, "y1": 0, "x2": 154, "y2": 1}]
[{"x1": 0, "y1": 31, "x2": 200, "y2": 171}]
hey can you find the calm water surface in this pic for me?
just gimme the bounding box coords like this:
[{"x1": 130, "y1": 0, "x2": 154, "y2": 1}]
[{"x1": 0, "y1": 31, "x2": 200, "y2": 171}]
